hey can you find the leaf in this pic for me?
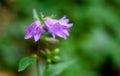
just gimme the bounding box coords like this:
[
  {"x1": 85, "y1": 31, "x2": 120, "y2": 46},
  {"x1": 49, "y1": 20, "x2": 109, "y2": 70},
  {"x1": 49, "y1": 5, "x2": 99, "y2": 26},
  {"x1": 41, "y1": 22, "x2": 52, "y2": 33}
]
[
  {"x1": 18, "y1": 56, "x2": 36, "y2": 72},
  {"x1": 45, "y1": 60, "x2": 75, "y2": 76},
  {"x1": 33, "y1": 9, "x2": 40, "y2": 21}
]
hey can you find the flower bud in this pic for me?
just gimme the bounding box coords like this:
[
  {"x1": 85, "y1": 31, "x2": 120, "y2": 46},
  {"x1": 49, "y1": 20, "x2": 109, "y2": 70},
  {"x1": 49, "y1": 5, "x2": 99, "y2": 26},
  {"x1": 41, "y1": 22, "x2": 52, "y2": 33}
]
[
  {"x1": 53, "y1": 48, "x2": 60, "y2": 54},
  {"x1": 47, "y1": 58, "x2": 51, "y2": 64},
  {"x1": 45, "y1": 37, "x2": 59, "y2": 44},
  {"x1": 53, "y1": 55, "x2": 60, "y2": 62},
  {"x1": 32, "y1": 54, "x2": 38, "y2": 59}
]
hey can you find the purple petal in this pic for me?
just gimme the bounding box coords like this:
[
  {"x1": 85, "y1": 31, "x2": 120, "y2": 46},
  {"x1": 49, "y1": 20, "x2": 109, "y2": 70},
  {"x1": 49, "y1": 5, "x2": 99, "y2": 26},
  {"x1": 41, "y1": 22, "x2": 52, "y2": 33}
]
[
  {"x1": 62, "y1": 29, "x2": 69, "y2": 36},
  {"x1": 44, "y1": 19, "x2": 51, "y2": 29},
  {"x1": 24, "y1": 32, "x2": 33, "y2": 39},
  {"x1": 59, "y1": 16, "x2": 69, "y2": 23},
  {"x1": 45, "y1": 18, "x2": 58, "y2": 26},
  {"x1": 25, "y1": 26, "x2": 31, "y2": 31},
  {"x1": 64, "y1": 23, "x2": 73, "y2": 28},
  {"x1": 56, "y1": 31, "x2": 67, "y2": 39},
  {"x1": 34, "y1": 34, "x2": 40, "y2": 42}
]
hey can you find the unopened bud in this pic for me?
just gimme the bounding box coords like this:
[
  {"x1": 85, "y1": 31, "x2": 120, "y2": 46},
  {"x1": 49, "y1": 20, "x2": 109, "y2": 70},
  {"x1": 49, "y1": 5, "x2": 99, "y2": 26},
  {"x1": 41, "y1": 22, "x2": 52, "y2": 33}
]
[
  {"x1": 53, "y1": 55, "x2": 60, "y2": 62},
  {"x1": 54, "y1": 48, "x2": 60, "y2": 54},
  {"x1": 45, "y1": 37, "x2": 59, "y2": 44},
  {"x1": 32, "y1": 54, "x2": 38, "y2": 59},
  {"x1": 47, "y1": 58, "x2": 51, "y2": 64}
]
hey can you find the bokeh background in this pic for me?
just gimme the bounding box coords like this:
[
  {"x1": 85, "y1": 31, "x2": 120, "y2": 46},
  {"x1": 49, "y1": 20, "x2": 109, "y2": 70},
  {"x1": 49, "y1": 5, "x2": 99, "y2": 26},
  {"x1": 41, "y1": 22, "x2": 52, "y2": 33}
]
[{"x1": 0, "y1": 0, "x2": 120, "y2": 76}]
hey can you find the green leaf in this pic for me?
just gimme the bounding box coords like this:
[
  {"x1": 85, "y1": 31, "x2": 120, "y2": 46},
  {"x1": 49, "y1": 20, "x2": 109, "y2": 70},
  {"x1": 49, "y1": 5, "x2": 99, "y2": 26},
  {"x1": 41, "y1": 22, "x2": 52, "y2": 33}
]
[
  {"x1": 45, "y1": 60, "x2": 75, "y2": 76},
  {"x1": 18, "y1": 56, "x2": 36, "y2": 72},
  {"x1": 33, "y1": 9, "x2": 40, "y2": 21}
]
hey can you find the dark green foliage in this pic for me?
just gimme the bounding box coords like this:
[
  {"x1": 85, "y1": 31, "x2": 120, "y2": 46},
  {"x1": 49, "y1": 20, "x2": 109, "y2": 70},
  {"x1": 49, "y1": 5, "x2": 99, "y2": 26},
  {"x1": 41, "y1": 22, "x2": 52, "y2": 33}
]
[{"x1": 18, "y1": 56, "x2": 36, "y2": 72}]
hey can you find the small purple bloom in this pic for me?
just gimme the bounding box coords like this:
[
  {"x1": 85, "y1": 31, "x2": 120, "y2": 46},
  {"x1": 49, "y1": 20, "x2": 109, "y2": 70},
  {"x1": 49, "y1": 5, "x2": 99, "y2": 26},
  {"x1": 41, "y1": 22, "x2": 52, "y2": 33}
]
[
  {"x1": 24, "y1": 21, "x2": 45, "y2": 42},
  {"x1": 44, "y1": 16, "x2": 73, "y2": 39}
]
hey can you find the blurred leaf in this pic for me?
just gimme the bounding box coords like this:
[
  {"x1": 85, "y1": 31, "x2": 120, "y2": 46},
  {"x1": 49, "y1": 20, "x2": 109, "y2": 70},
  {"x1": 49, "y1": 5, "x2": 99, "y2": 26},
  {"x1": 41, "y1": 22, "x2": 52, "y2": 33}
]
[
  {"x1": 18, "y1": 56, "x2": 36, "y2": 72},
  {"x1": 33, "y1": 9, "x2": 40, "y2": 21},
  {"x1": 45, "y1": 61, "x2": 75, "y2": 76}
]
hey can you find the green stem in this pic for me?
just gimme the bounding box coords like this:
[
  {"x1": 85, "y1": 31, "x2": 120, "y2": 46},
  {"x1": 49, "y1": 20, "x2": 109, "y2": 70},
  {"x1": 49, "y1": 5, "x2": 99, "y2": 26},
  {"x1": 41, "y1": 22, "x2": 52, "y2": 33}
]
[
  {"x1": 36, "y1": 41, "x2": 40, "y2": 76},
  {"x1": 36, "y1": 58, "x2": 40, "y2": 76}
]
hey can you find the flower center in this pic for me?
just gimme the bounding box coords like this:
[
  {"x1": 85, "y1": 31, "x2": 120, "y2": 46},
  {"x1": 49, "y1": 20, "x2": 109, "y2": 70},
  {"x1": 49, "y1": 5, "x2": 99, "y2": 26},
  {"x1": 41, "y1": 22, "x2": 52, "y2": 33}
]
[{"x1": 33, "y1": 26, "x2": 39, "y2": 33}]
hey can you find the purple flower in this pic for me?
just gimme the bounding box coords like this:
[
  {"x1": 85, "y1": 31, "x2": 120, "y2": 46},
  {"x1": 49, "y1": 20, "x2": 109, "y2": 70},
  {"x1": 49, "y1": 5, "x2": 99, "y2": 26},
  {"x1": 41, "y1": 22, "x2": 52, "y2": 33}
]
[
  {"x1": 24, "y1": 21, "x2": 45, "y2": 42},
  {"x1": 44, "y1": 16, "x2": 73, "y2": 39}
]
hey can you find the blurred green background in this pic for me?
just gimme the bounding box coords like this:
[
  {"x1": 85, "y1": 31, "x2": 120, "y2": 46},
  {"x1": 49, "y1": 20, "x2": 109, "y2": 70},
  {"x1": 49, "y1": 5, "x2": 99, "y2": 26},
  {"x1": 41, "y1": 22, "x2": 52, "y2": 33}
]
[{"x1": 0, "y1": 0, "x2": 120, "y2": 76}]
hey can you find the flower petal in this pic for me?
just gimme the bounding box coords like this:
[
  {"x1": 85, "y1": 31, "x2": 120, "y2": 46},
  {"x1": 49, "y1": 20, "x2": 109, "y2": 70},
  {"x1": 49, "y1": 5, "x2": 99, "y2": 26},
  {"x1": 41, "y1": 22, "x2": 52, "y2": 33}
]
[
  {"x1": 56, "y1": 31, "x2": 67, "y2": 39},
  {"x1": 62, "y1": 29, "x2": 69, "y2": 36},
  {"x1": 24, "y1": 32, "x2": 33, "y2": 39},
  {"x1": 59, "y1": 16, "x2": 69, "y2": 24},
  {"x1": 34, "y1": 34, "x2": 40, "y2": 42}
]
